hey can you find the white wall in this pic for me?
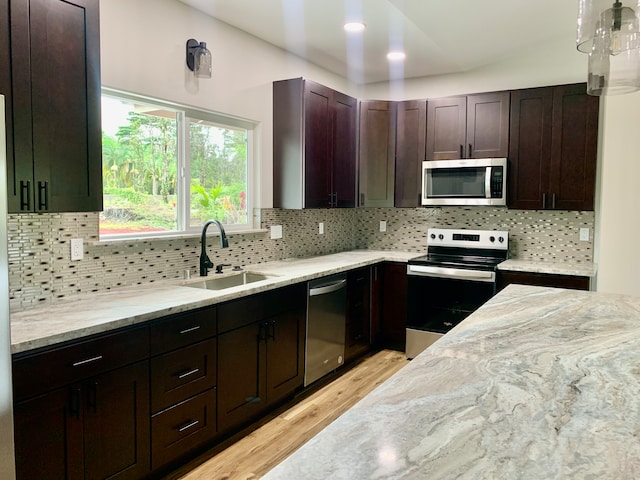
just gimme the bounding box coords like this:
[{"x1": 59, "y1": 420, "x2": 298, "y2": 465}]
[
  {"x1": 593, "y1": 94, "x2": 640, "y2": 295},
  {"x1": 102, "y1": 1, "x2": 640, "y2": 296}
]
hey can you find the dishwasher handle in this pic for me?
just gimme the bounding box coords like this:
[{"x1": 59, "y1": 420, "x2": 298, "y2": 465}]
[{"x1": 309, "y1": 279, "x2": 347, "y2": 296}]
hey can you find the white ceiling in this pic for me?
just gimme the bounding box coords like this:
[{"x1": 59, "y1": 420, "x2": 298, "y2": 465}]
[{"x1": 176, "y1": 0, "x2": 581, "y2": 85}]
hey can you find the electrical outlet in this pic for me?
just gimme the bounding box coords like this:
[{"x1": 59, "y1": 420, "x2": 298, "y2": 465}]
[
  {"x1": 379, "y1": 220, "x2": 387, "y2": 232},
  {"x1": 319, "y1": 222, "x2": 324, "y2": 235},
  {"x1": 270, "y1": 225, "x2": 283, "y2": 239},
  {"x1": 579, "y1": 227, "x2": 590, "y2": 242},
  {"x1": 70, "y1": 238, "x2": 84, "y2": 261}
]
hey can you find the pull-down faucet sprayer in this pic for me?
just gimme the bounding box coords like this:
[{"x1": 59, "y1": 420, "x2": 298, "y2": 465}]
[{"x1": 199, "y1": 219, "x2": 229, "y2": 276}]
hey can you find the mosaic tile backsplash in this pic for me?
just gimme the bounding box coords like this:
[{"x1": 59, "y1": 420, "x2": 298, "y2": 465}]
[{"x1": 8, "y1": 207, "x2": 594, "y2": 311}]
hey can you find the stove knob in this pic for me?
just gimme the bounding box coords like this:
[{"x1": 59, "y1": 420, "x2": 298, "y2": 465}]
[
  {"x1": 498, "y1": 236, "x2": 505, "y2": 243},
  {"x1": 430, "y1": 233, "x2": 436, "y2": 239},
  {"x1": 438, "y1": 234, "x2": 444, "y2": 240},
  {"x1": 489, "y1": 236, "x2": 495, "y2": 243}
]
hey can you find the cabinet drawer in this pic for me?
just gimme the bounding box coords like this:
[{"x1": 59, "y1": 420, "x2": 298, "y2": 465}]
[
  {"x1": 151, "y1": 388, "x2": 217, "y2": 470},
  {"x1": 150, "y1": 307, "x2": 217, "y2": 355},
  {"x1": 13, "y1": 326, "x2": 149, "y2": 402},
  {"x1": 218, "y1": 283, "x2": 306, "y2": 334},
  {"x1": 151, "y1": 339, "x2": 216, "y2": 413}
]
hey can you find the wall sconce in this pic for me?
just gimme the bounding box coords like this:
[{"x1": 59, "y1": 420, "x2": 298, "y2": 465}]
[
  {"x1": 577, "y1": 0, "x2": 640, "y2": 95},
  {"x1": 186, "y1": 39, "x2": 212, "y2": 78}
]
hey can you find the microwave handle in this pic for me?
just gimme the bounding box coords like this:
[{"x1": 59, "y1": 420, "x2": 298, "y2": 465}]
[{"x1": 485, "y1": 167, "x2": 492, "y2": 199}]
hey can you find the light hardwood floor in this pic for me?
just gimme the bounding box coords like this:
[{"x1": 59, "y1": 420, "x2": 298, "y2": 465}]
[{"x1": 164, "y1": 349, "x2": 408, "y2": 480}]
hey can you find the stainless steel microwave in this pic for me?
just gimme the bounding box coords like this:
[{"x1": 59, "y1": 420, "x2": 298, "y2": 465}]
[{"x1": 421, "y1": 158, "x2": 507, "y2": 206}]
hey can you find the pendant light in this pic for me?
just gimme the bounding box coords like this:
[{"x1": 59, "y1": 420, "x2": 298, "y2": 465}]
[{"x1": 577, "y1": 0, "x2": 640, "y2": 95}]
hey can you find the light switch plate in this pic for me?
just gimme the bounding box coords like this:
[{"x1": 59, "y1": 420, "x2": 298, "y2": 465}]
[
  {"x1": 379, "y1": 220, "x2": 387, "y2": 232},
  {"x1": 319, "y1": 222, "x2": 324, "y2": 235},
  {"x1": 270, "y1": 225, "x2": 283, "y2": 239},
  {"x1": 579, "y1": 227, "x2": 590, "y2": 241},
  {"x1": 70, "y1": 238, "x2": 83, "y2": 261}
]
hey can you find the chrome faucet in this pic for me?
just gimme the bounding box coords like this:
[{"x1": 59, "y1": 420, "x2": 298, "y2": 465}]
[{"x1": 199, "y1": 219, "x2": 229, "y2": 276}]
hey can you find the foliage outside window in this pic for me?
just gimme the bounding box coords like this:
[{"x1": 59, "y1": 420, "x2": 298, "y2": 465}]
[{"x1": 100, "y1": 90, "x2": 253, "y2": 239}]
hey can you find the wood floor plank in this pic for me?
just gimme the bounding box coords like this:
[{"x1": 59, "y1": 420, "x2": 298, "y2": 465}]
[{"x1": 164, "y1": 349, "x2": 408, "y2": 480}]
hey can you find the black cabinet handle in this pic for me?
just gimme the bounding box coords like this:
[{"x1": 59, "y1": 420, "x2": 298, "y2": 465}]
[
  {"x1": 468, "y1": 144, "x2": 473, "y2": 158},
  {"x1": 552, "y1": 193, "x2": 556, "y2": 209},
  {"x1": 70, "y1": 386, "x2": 81, "y2": 419},
  {"x1": 20, "y1": 181, "x2": 31, "y2": 210},
  {"x1": 87, "y1": 381, "x2": 98, "y2": 413},
  {"x1": 257, "y1": 322, "x2": 267, "y2": 343},
  {"x1": 459, "y1": 144, "x2": 464, "y2": 157},
  {"x1": 542, "y1": 193, "x2": 547, "y2": 209},
  {"x1": 37, "y1": 181, "x2": 48, "y2": 210},
  {"x1": 269, "y1": 320, "x2": 276, "y2": 341},
  {"x1": 360, "y1": 193, "x2": 365, "y2": 206},
  {"x1": 245, "y1": 396, "x2": 261, "y2": 404}
]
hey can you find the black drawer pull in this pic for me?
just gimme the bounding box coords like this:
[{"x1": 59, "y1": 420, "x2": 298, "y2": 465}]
[
  {"x1": 177, "y1": 420, "x2": 199, "y2": 433},
  {"x1": 245, "y1": 396, "x2": 261, "y2": 404},
  {"x1": 72, "y1": 355, "x2": 103, "y2": 367},
  {"x1": 177, "y1": 368, "x2": 200, "y2": 379},
  {"x1": 179, "y1": 325, "x2": 201, "y2": 335}
]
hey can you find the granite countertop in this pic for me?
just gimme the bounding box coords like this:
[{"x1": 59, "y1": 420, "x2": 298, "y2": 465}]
[
  {"x1": 263, "y1": 284, "x2": 640, "y2": 480},
  {"x1": 498, "y1": 259, "x2": 597, "y2": 277},
  {"x1": 10, "y1": 250, "x2": 420, "y2": 354}
]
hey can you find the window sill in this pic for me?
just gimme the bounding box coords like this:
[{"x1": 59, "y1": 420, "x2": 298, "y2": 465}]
[{"x1": 93, "y1": 228, "x2": 268, "y2": 246}]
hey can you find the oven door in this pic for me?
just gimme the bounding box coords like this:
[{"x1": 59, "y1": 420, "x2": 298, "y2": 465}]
[{"x1": 406, "y1": 265, "x2": 496, "y2": 358}]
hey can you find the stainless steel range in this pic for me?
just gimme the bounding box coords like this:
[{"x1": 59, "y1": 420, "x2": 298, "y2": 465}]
[{"x1": 406, "y1": 228, "x2": 509, "y2": 359}]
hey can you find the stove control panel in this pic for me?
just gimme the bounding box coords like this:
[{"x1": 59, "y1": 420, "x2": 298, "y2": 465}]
[{"x1": 427, "y1": 228, "x2": 509, "y2": 250}]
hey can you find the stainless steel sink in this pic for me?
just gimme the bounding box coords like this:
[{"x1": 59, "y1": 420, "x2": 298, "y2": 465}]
[{"x1": 185, "y1": 272, "x2": 276, "y2": 290}]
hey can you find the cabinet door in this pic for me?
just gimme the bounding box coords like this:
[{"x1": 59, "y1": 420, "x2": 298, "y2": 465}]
[
  {"x1": 304, "y1": 81, "x2": 333, "y2": 208},
  {"x1": 549, "y1": 84, "x2": 598, "y2": 211},
  {"x1": 217, "y1": 322, "x2": 266, "y2": 434},
  {"x1": 395, "y1": 100, "x2": 426, "y2": 207},
  {"x1": 466, "y1": 92, "x2": 510, "y2": 159},
  {"x1": 8, "y1": 0, "x2": 102, "y2": 213},
  {"x1": 332, "y1": 91, "x2": 357, "y2": 208},
  {"x1": 425, "y1": 96, "x2": 466, "y2": 160},
  {"x1": 345, "y1": 267, "x2": 371, "y2": 362},
  {"x1": 265, "y1": 305, "x2": 305, "y2": 405},
  {"x1": 381, "y1": 262, "x2": 408, "y2": 351},
  {"x1": 83, "y1": 361, "x2": 150, "y2": 480},
  {"x1": 497, "y1": 270, "x2": 590, "y2": 292},
  {"x1": 14, "y1": 387, "x2": 84, "y2": 480},
  {"x1": 508, "y1": 87, "x2": 553, "y2": 210},
  {"x1": 358, "y1": 100, "x2": 396, "y2": 207}
]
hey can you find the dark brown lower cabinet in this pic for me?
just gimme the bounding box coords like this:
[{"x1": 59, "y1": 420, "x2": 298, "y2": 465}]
[
  {"x1": 497, "y1": 270, "x2": 590, "y2": 292},
  {"x1": 345, "y1": 267, "x2": 371, "y2": 362},
  {"x1": 380, "y1": 262, "x2": 408, "y2": 351},
  {"x1": 217, "y1": 284, "x2": 306, "y2": 435},
  {"x1": 13, "y1": 360, "x2": 150, "y2": 480}
]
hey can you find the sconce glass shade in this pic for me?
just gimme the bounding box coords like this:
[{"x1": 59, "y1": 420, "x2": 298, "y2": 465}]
[
  {"x1": 186, "y1": 39, "x2": 212, "y2": 78},
  {"x1": 578, "y1": 0, "x2": 640, "y2": 94}
]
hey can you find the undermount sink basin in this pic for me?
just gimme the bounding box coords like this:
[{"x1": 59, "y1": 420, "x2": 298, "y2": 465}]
[{"x1": 185, "y1": 272, "x2": 277, "y2": 290}]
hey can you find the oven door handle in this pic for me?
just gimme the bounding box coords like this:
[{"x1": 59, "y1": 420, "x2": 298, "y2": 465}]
[{"x1": 407, "y1": 265, "x2": 495, "y2": 282}]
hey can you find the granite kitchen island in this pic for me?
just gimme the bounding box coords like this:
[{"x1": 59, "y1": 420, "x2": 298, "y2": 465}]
[{"x1": 263, "y1": 284, "x2": 640, "y2": 479}]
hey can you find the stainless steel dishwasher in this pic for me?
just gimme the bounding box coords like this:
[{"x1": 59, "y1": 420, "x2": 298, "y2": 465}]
[{"x1": 304, "y1": 273, "x2": 347, "y2": 386}]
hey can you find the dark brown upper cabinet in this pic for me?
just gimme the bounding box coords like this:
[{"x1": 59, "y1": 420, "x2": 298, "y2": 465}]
[
  {"x1": 508, "y1": 83, "x2": 598, "y2": 211},
  {"x1": 4, "y1": 0, "x2": 103, "y2": 213},
  {"x1": 358, "y1": 99, "x2": 426, "y2": 208},
  {"x1": 273, "y1": 78, "x2": 357, "y2": 209},
  {"x1": 358, "y1": 100, "x2": 396, "y2": 207},
  {"x1": 395, "y1": 100, "x2": 427, "y2": 207},
  {"x1": 426, "y1": 92, "x2": 510, "y2": 160}
]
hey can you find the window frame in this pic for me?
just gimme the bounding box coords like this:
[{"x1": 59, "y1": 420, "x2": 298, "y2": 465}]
[{"x1": 100, "y1": 87, "x2": 256, "y2": 240}]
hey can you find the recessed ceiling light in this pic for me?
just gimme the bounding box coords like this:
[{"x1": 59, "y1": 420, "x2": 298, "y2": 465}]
[
  {"x1": 387, "y1": 51, "x2": 406, "y2": 61},
  {"x1": 344, "y1": 22, "x2": 366, "y2": 33}
]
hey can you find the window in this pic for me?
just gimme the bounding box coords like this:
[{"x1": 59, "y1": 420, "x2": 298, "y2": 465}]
[{"x1": 100, "y1": 89, "x2": 253, "y2": 239}]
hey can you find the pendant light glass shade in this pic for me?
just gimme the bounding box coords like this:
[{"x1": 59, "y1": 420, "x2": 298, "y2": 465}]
[{"x1": 577, "y1": 0, "x2": 640, "y2": 95}]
